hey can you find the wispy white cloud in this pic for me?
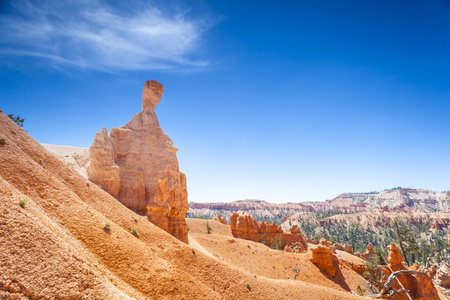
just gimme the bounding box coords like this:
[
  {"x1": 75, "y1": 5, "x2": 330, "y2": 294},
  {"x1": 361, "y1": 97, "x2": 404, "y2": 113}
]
[{"x1": 0, "y1": 0, "x2": 212, "y2": 71}]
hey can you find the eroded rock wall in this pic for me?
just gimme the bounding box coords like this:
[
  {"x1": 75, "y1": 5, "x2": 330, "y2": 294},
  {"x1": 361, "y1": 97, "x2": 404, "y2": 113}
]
[
  {"x1": 229, "y1": 212, "x2": 308, "y2": 250},
  {"x1": 88, "y1": 80, "x2": 188, "y2": 243}
]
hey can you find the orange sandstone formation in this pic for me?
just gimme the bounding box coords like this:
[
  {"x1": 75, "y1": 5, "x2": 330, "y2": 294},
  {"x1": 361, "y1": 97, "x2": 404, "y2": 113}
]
[
  {"x1": 383, "y1": 243, "x2": 439, "y2": 300},
  {"x1": 88, "y1": 80, "x2": 188, "y2": 243},
  {"x1": 387, "y1": 243, "x2": 403, "y2": 266},
  {"x1": 362, "y1": 243, "x2": 374, "y2": 260},
  {"x1": 229, "y1": 212, "x2": 307, "y2": 250},
  {"x1": 310, "y1": 244, "x2": 336, "y2": 277},
  {"x1": 319, "y1": 238, "x2": 331, "y2": 247},
  {"x1": 216, "y1": 215, "x2": 227, "y2": 225},
  {"x1": 284, "y1": 241, "x2": 308, "y2": 253},
  {"x1": 333, "y1": 243, "x2": 345, "y2": 251}
]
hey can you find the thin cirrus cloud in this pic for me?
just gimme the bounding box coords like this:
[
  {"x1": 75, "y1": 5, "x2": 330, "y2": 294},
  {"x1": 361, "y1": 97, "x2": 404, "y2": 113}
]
[{"x1": 0, "y1": 0, "x2": 212, "y2": 71}]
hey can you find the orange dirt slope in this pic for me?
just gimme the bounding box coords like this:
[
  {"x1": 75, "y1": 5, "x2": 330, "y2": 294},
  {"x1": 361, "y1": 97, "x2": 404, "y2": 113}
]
[
  {"x1": 188, "y1": 218, "x2": 371, "y2": 296},
  {"x1": 0, "y1": 112, "x2": 362, "y2": 299}
]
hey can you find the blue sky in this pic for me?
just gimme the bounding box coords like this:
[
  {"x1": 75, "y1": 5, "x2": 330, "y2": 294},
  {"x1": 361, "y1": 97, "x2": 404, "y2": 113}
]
[{"x1": 1, "y1": 0, "x2": 450, "y2": 203}]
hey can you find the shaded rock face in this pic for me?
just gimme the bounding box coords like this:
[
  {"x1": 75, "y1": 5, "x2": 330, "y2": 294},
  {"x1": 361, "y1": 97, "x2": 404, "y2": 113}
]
[
  {"x1": 88, "y1": 80, "x2": 188, "y2": 243},
  {"x1": 310, "y1": 244, "x2": 336, "y2": 277},
  {"x1": 229, "y1": 212, "x2": 307, "y2": 250},
  {"x1": 435, "y1": 261, "x2": 450, "y2": 288},
  {"x1": 362, "y1": 243, "x2": 374, "y2": 260}
]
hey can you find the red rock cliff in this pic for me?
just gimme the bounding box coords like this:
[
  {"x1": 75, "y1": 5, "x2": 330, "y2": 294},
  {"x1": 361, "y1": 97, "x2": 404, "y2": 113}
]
[{"x1": 88, "y1": 80, "x2": 188, "y2": 243}]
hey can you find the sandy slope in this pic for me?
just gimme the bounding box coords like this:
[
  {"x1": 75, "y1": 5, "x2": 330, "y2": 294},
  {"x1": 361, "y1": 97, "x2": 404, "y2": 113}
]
[
  {"x1": 0, "y1": 112, "x2": 362, "y2": 299},
  {"x1": 41, "y1": 143, "x2": 90, "y2": 178},
  {"x1": 188, "y1": 218, "x2": 371, "y2": 295}
]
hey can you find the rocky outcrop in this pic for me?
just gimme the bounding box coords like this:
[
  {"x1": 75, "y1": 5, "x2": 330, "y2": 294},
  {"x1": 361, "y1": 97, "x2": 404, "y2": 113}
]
[
  {"x1": 382, "y1": 243, "x2": 439, "y2": 300},
  {"x1": 333, "y1": 243, "x2": 345, "y2": 251},
  {"x1": 310, "y1": 244, "x2": 336, "y2": 276},
  {"x1": 319, "y1": 238, "x2": 331, "y2": 247},
  {"x1": 334, "y1": 242, "x2": 353, "y2": 254},
  {"x1": 229, "y1": 212, "x2": 307, "y2": 250},
  {"x1": 284, "y1": 241, "x2": 308, "y2": 253},
  {"x1": 362, "y1": 243, "x2": 374, "y2": 260},
  {"x1": 88, "y1": 80, "x2": 188, "y2": 243},
  {"x1": 435, "y1": 261, "x2": 450, "y2": 288},
  {"x1": 216, "y1": 215, "x2": 227, "y2": 225},
  {"x1": 387, "y1": 243, "x2": 403, "y2": 266}
]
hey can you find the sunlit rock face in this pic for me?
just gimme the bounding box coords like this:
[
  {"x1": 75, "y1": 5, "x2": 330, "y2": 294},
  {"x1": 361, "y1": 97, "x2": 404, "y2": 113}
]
[
  {"x1": 88, "y1": 80, "x2": 188, "y2": 243},
  {"x1": 229, "y1": 212, "x2": 308, "y2": 250},
  {"x1": 387, "y1": 243, "x2": 403, "y2": 267},
  {"x1": 310, "y1": 244, "x2": 336, "y2": 277}
]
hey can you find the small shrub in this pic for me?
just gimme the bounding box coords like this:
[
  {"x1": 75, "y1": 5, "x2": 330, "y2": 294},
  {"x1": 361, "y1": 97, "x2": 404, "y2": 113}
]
[
  {"x1": 206, "y1": 221, "x2": 212, "y2": 234},
  {"x1": 8, "y1": 114, "x2": 24, "y2": 127},
  {"x1": 0, "y1": 137, "x2": 6, "y2": 144},
  {"x1": 356, "y1": 285, "x2": 366, "y2": 296},
  {"x1": 245, "y1": 283, "x2": 251, "y2": 290},
  {"x1": 97, "y1": 184, "x2": 101, "y2": 188},
  {"x1": 191, "y1": 248, "x2": 196, "y2": 255},
  {"x1": 86, "y1": 182, "x2": 90, "y2": 187},
  {"x1": 39, "y1": 158, "x2": 43, "y2": 163},
  {"x1": 18, "y1": 198, "x2": 27, "y2": 208},
  {"x1": 60, "y1": 179, "x2": 66, "y2": 184},
  {"x1": 103, "y1": 222, "x2": 111, "y2": 232},
  {"x1": 292, "y1": 268, "x2": 301, "y2": 279},
  {"x1": 133, "y1": 217, "x2": 138, "y2": 223},
  {"x1": 271, "y1": 234, "x2": 282, "y2": 250},
  {"x1": 131, "y1": 227, "x2": 139, "y2": 237}
]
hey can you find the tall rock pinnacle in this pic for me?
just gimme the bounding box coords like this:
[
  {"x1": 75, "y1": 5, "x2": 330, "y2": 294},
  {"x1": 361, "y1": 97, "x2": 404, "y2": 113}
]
[
  {"x1": 142, "y1": 80, "x2": 163, "y2": 112},
  {"x1": 88, "y1": 80, "x2": 188, "y2": 243}
]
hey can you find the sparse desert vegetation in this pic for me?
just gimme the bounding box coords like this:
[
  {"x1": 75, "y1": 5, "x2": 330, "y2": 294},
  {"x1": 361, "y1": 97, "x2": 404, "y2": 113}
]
[
  {"x1": 103, "y1": 222, "x2": 111, "y2": 232},
  {"x1": 18, "y1": 198, "x2": 27, "y2": 208},
  {"x1": 131, "y1": 227, "x2": 139, "y2": 237}
]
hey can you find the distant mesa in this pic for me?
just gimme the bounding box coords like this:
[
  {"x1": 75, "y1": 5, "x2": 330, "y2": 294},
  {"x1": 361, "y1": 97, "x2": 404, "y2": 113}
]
[
  {"x1": 88, "y1": 80, "x2": 189, "y2": 243},
  {"x1": 187, "y1": 188, "x2": 450, "y2": 224}
]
